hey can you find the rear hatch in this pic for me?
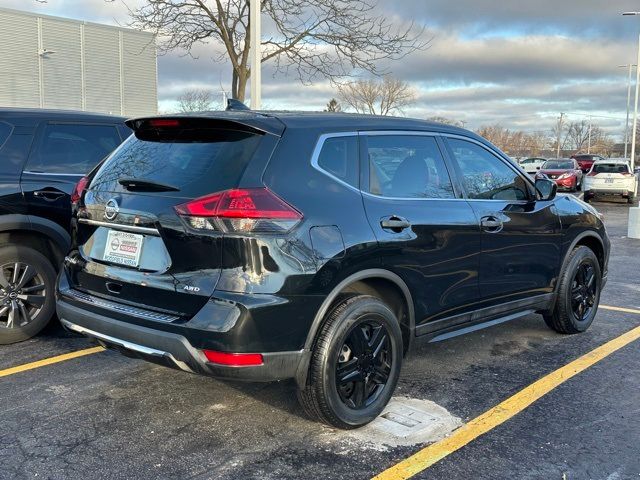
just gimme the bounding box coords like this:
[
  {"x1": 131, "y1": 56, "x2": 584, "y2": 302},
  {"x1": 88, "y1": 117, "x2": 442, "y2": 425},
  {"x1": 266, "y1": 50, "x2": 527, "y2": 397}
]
[
  {"x1": 586, "y1": 163, "x2": 634, "y2": 189},
  {"x1": 64, "y1": 116, "x2": 280, "y2": 319}
]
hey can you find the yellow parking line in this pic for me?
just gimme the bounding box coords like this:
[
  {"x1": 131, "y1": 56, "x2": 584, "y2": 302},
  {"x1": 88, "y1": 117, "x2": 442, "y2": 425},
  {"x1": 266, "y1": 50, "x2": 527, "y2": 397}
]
[
  {"x1": 0, "y1": 346, "x2": 104, "y2": 378},
  {"x1": 373, "y1": 323, "x2": 640, "y2": 480},
  {"x1": 600, "y1": 305, "x2": 640, "y2": 315}
]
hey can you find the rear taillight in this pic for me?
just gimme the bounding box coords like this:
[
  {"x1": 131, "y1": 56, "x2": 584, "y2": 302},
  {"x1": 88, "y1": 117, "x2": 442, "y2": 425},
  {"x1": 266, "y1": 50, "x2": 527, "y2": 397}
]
[
  {"x1": 202, "y1": 350, "x2": 263, "y2": 366},
  {"x1": 175, "y1": 187, "x2": 302, "y2": 234},
  {"x1": 587, "y1": 171, "x2": 598, "y2": 176},
  {"x1": 71, "y1": 176, "x2": 89, "y2": 204},
  {"x1": 622, "y1": 172, "x2": 634, "y2": 177}
]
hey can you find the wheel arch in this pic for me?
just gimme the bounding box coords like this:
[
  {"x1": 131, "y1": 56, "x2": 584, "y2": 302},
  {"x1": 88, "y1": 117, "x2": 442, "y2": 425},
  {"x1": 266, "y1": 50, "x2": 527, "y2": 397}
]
[
  {"x1": 566, "y1": 231, "x2": 606, "y2": 274},
  {"x1": 295, "y1": 269, "x2": 415, "y2": 387},
  {"x1": 0, "y1": 214, "x2": 70, "y2": 270}
]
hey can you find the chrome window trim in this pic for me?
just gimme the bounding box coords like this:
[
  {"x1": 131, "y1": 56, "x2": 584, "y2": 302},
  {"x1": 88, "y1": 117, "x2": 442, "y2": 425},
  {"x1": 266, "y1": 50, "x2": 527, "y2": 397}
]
[
  {"x1": 441, "y1": 133, "x2": 537, "y2": 202},
  {"x1": 78, "y1": 218, "x2": 160, "y2": 236}
]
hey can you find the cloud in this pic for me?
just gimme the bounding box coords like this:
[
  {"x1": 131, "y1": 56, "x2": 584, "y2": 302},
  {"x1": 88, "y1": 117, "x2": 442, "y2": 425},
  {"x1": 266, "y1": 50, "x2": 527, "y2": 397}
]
[{"x1": 0, "y1": 0, "x2": 634, "y2": 138}]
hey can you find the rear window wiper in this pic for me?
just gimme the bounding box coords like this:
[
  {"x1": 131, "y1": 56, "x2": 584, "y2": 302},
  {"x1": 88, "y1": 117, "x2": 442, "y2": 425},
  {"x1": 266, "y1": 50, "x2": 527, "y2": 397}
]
[{"x1": 118, "y1": 177, "x2": 180, "y2": 192}]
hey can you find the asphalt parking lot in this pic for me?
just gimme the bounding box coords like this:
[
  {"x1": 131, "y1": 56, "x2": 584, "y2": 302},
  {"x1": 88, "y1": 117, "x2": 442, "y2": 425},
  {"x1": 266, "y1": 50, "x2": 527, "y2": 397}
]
[{"x1": 2, "y1": 194, "x2": 640, "y2": 480}]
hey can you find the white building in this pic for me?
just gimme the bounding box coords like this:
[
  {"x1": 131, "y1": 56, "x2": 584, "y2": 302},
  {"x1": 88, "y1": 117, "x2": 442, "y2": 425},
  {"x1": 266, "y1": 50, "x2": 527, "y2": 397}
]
[{"x1": 0, "y1": 7, "x2": 157, "y2": 117}]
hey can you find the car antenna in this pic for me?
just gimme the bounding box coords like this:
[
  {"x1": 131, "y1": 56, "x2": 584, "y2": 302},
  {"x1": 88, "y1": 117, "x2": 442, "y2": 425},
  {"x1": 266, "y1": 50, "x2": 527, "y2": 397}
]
[{"x1": 226, "y1": 99, "x2": 251, "y2": 111}]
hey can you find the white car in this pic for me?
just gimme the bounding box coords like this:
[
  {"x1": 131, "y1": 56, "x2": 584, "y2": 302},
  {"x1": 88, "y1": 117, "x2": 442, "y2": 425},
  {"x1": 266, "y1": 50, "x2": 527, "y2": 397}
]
[
  {"x1": 584, "y1": 158, "x2": 638, "y2": 204},
  {"x1": 518, "y1": 157, "x2": 546, "y2": 175}
]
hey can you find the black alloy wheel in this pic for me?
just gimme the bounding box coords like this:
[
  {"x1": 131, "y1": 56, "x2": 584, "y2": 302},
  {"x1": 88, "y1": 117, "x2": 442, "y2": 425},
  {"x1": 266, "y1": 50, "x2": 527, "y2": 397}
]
[
  {"x1": 570, "y1": 263, "x2": 596, "y2": 323},
  {"x1": 335, "y1": 319, "x2": 392, "y2": 410}
]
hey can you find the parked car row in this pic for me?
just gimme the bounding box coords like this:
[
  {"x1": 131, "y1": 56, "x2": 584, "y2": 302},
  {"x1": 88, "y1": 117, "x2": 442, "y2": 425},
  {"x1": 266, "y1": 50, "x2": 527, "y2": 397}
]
[
  {"x1": 517, "y1": 155, "x2": 638, "y2": 199},
  {"x1": 2, "y1": 107, "x2": 611, "y2": 429}
]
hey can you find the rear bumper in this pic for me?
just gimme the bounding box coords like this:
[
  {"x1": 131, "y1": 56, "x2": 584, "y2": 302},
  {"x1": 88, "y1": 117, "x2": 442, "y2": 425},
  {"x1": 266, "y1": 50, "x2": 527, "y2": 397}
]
[
  {"x1": 57, "y1": 299, "x2": 305, "y2": 382},
  {"x1": 584, "y1": 186, "x2": 634, "y2": 196}
]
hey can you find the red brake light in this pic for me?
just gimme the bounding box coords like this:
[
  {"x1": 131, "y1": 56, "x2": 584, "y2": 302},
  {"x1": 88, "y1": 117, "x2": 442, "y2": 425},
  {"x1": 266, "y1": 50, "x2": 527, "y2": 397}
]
[
  {"x1": 175, "y1": 188, "x2": 302, "y2": 234},
  {"x1": 148, "y1": 119, "x2": 180, "y2": 128},
  {"x1": 587, "y1": 171, "x2": 598, "y2": 176},
  {"x1": 622, "y1": 172, "x2": 633, "y2": 177},
  {"x1": 71, "y1": 176, "x2": 89, "y2": 204},
  {"x1": 202, "y1": 350, "x2": 263, "y2": 367}
]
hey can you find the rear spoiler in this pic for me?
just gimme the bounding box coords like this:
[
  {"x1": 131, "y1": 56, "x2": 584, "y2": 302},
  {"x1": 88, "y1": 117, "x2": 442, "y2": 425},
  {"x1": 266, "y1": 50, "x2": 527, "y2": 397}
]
[{"x1": 125, "y1": 113, "x2": 284, "y2": 137}]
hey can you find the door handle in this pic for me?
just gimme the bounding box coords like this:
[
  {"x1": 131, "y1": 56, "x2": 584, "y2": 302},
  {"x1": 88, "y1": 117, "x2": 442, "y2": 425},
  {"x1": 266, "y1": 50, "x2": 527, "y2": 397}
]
[
  {"x1": 380, "y1": 216, "x2": 412, "y2": 232},
  {"x1": 480, "y1": 216, "x2": 503, "y2": 232},
  {"x1": 34, "y1": 190, "x2": 65, "y2": 201}
]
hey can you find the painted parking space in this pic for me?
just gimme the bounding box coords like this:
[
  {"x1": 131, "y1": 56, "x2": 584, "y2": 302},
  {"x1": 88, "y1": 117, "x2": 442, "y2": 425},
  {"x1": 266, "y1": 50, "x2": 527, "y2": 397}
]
[{"x1": 1, "y1": 201, "x2": 639, "y2": 479}]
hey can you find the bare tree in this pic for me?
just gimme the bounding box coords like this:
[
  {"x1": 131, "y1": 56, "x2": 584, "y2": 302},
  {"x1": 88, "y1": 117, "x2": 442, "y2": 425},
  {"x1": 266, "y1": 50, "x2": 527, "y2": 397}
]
[
  {"x1": 566, "y1": 120, "x2": 590, "y2": 151},
  {"x1": 177, "y1": 89, "x2": 215, "y2": 112},
  {"x1": 338, "y1": 77, "x2": 416, "y2": 115},
  {"x1": 121, "y1": 0, "x2": 427, "y2": 102},
  {"x1": 476, "y1": 124, "x2": 549, "y2": 157},
  {"x1": 324, "y1": 98, "x2": 342, "y2": 112}
]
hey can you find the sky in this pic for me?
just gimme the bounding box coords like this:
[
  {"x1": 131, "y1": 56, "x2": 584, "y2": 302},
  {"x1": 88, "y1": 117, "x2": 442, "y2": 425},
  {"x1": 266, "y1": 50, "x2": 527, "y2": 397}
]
[{"x1": 1, "y1": 0, "x2": 640, "y2": 139}]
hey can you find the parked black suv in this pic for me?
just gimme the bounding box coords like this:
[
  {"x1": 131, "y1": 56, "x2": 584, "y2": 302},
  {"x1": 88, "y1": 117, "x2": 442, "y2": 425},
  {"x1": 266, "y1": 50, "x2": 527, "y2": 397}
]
[
  {"x1": 56, "y1": 111, "x2": 609, "y2": 428},
  {"x1": 0, "y1": 108, "x2": 129, "y2": 344}
]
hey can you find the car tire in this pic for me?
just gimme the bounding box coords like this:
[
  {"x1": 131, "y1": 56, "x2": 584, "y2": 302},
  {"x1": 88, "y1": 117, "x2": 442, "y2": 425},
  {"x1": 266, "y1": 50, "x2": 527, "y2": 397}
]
[
  {"x1": 627, "y1": 194, "x2": 636, "y2": 205},
  {"x1": 297, "y1": 294, "x2": 403, "y2": 429},
  {"x1": 543, "y1": 246, "x2": 601, "y2": 334},
  {"x1": 0, "y1": 245, "x2": 57, "y2": 345}
]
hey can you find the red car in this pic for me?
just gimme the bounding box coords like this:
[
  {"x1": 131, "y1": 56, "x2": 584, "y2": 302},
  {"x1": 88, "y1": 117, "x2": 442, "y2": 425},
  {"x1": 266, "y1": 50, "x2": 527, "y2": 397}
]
[
  {"x1": 571, "y1": 154, "x2": 605, "y2": 173},
  {"x1": 535, "y1": 158, "x2": 583, "y2": 191}
]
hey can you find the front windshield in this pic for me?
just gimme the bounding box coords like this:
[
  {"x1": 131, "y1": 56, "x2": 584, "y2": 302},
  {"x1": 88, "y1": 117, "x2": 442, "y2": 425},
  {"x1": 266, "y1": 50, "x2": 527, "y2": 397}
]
[{"x1": 543, "y1": 160, "x2": 573, "y2": 170}]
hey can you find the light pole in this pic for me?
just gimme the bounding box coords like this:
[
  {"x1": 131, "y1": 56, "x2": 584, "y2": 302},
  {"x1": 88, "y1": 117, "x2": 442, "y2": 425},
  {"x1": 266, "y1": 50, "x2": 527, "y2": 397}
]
[
  {"x1": 619, "y1": 64, "x2": 636, "y2": 159},
  {"x1": 623, "y1": 12, "x2": 640, "y2": 169},
  {"x1": 250, "y1": 0, "x2": 262, "y2": 109}
]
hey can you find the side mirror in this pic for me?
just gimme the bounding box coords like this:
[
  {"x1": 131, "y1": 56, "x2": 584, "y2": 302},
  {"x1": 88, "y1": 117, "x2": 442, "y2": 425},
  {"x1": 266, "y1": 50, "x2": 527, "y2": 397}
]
[{"x1": 536, "y1": 178, "x2": 557, "y2": 201}]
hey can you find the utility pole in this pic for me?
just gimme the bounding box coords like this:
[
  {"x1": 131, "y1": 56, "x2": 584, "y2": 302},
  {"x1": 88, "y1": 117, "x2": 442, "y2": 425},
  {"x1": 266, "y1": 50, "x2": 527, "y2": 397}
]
[
  {"x1": 249, "y1": 0, "x2": 261, "y2": 110},
  {"x1": 556, "y1": 112, "x2": 565, "y2": 158}
]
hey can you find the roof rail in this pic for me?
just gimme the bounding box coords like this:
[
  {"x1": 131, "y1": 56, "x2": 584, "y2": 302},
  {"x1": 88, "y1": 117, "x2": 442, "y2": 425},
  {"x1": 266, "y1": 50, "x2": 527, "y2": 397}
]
[{"x1": 226, "y1": 99, "x2": 250, "y2": 111}]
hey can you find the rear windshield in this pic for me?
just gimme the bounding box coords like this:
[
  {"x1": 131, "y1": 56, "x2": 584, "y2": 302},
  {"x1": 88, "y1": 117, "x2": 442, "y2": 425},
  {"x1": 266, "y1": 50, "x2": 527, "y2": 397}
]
[
  {"x1": 593, "y1": 163, "x2": 630, "y2": 174},
  {"x1": 90, "y1": 129, "x2": 262, "y2": 196},
  {"x1": 543, "y1": 160, "x2": 573, "y2": 169}
]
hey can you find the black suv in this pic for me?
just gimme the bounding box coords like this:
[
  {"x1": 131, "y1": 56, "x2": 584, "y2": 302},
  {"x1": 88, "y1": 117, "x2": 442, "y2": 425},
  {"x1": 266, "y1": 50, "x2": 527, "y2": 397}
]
[
  {"x1": 0, "y1": 108, "x2": 129, "y2": 344},
  {"x1": 56, "y1": 112, "x2": 609, "y2": 428}
]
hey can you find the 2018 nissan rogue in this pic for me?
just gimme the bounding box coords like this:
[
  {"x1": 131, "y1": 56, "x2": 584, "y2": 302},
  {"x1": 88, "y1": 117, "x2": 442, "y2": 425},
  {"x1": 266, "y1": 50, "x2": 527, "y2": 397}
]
[{"x1": 56, "y1": 109, "x2": 609, "y2": 428}]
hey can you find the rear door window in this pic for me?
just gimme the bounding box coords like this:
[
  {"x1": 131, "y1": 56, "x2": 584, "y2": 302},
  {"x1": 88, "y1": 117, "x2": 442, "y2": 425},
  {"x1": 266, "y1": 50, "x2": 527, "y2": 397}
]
[
  {"x1": 26, "y1": 123, "x2": 121, "y2": 174},
  {"x1": 366, "y1": 135, "x2": 455, "y2": 199},
  {"x1": 91, "y1": 129, "x2": 262, "y2": 196}
]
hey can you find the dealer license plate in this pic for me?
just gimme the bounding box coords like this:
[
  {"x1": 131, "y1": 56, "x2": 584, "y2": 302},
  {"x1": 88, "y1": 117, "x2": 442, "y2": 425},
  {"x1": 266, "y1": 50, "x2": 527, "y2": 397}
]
[{"x1": 103, "y1": 230, "x2": 144, "y2": 267}]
